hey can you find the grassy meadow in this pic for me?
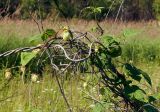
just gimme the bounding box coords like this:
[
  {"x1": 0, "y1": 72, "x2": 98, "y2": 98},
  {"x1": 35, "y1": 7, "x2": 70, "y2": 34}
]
[{"x1": 0, "y1": 19, "x2": 160, "y2": 111}]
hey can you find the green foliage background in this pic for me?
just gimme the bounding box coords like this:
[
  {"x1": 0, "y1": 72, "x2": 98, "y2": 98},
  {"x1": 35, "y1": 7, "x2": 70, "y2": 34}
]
[
  {"x1": 0, "y1": 0, "x2": 160, "y2": 20},
  {"x1": 153, "y1": 0, "x2": 160, "y2": 19}
]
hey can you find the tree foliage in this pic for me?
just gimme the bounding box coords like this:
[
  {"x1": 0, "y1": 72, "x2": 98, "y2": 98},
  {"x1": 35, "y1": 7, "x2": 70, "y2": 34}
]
[{"x1": 0, "y1": 0, "x2": 159, "y2": 20}]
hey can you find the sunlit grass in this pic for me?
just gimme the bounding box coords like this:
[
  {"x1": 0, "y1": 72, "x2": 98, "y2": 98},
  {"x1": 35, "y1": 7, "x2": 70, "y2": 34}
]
[
  {"x1": 121, "y1": 37, "x2": 160, "y2": 64},
  {"x1": 0, "y1": 70, "x2": 96, "y2": 112}
]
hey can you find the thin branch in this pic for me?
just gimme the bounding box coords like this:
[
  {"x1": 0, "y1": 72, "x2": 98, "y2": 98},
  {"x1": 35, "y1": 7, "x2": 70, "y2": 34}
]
[
  {"x1": 114, "y1": 0, "x2": 125, "y2": 23},
  {"x1": 55, "y1": 75, "x2": 72, "y2": 112},
  {"x1": 28, "y1": 11, "x2": 42, "y2": 33}
]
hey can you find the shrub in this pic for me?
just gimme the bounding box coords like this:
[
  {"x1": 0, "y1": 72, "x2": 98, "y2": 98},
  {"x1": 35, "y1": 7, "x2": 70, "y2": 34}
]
[
  {"x1": 153, "y1": 0, "x2": 160, "y2": 20},
  {"x1": 20, "y1": 0, "x2": 53, "y2": 19}
]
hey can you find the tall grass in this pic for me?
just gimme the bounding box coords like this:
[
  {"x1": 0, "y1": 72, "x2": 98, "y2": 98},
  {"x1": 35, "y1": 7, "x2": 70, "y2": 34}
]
[
  {"x1": 0, "y1": 32, "x2": 29, "y2": 68},
  {"x1": 121, "y1": 37, "x2": 160, "y2": 64},
  {"x1": 0, "y1": 71, "x2": 93, "y2": 112}
]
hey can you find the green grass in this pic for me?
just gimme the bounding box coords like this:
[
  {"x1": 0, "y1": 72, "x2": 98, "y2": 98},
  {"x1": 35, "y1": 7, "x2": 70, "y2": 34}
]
[
  {"x1": 121, "y1": 37, "x2": 160, "y2": 64},
  {"x1": 0, "y1": 71, "x2": 97, "y2": 112},
  {"x1": 0, "y1": 19, "x2": 160, "y2": 111}
]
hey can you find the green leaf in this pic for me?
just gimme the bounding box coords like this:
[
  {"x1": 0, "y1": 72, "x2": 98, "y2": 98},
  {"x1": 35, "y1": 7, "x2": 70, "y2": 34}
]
[
  {"x1": 123, "y1": 63, "x2": 142, "y2": 81},
  {"x1": 21, "y1": 52, "x2": 37, "y2": 66},
  {"x1": 124, "y1": 85, "x2": 146, "y2": 101},
  {"x1": 140, "y1": 71, "x2": 152, "y2": 86},
  {"x1": 124, "y1": 85, "x2": 139, "y2": 97},
  {"x1": 123, "y1": 63, "x2": 152, "y2": 85},
  {"x1": 100, "y1": 35, "x2": 114, "y2": 46},
  {"x1": 143, "y1": 105, "x2": 159, "y2": 112},
  {"x1": 94, "y1": 7, "x2": 104, "y2": 14},
  {"x1": 29, "y1": 33, "x2": 43, "y2": 44},
  {"x1": 134, "y1": 89, "x2": 147, "y2": 102},
  {"x1": 100, "y1": 35, "x2": 122, "y2": 57},
  {"x1": 107, "y1": 43, "x2": 122, "y2": 57},
  {"x1": 148, "y1": 93, "x2": 160, "y2": 103},
  {"x1": 148, "y1": 96, "x2": 157, "y2": 103},
  {"x1": 41, "y1": 29, "x2": 56, "y2": 41}
]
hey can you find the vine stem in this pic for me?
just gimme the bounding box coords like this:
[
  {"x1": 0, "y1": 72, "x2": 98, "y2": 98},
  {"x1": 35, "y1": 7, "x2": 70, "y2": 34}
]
[
  {"x1": 55, "y1": 74, "x2": 72, "y2": 112},
  {"x1": 45, "y1": 47, "x2": 72, "y2": 112}
]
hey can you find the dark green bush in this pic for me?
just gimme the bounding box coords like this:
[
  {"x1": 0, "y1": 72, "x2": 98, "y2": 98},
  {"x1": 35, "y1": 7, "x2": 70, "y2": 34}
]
[
  {"x1": 0, "y1": 0, "x2": 19, "y2": 17},
  {"x1": 20, "y1": 0, "x2": 53, "y2": 19},
  {"x1": 0, "y1": 0, "x2": 159, "y2": 20},
  {"x1": 153, "y1": 0, "x2": 160, "y2": 20}
]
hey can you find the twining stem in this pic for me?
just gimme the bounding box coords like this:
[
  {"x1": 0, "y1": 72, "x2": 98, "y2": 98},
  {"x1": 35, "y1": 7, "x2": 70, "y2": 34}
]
[{"x1": 55, "y1": 74, "x2": 72, "y2": 112}]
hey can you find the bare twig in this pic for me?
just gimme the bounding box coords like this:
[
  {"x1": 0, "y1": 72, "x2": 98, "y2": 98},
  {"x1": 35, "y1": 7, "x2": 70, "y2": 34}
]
[
  {"x1": 28, "y1": 11, "x2": 42, "y2": 33},
  {"x1": 55, "y1": 75, "x2": 72, "y2": 112}
]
